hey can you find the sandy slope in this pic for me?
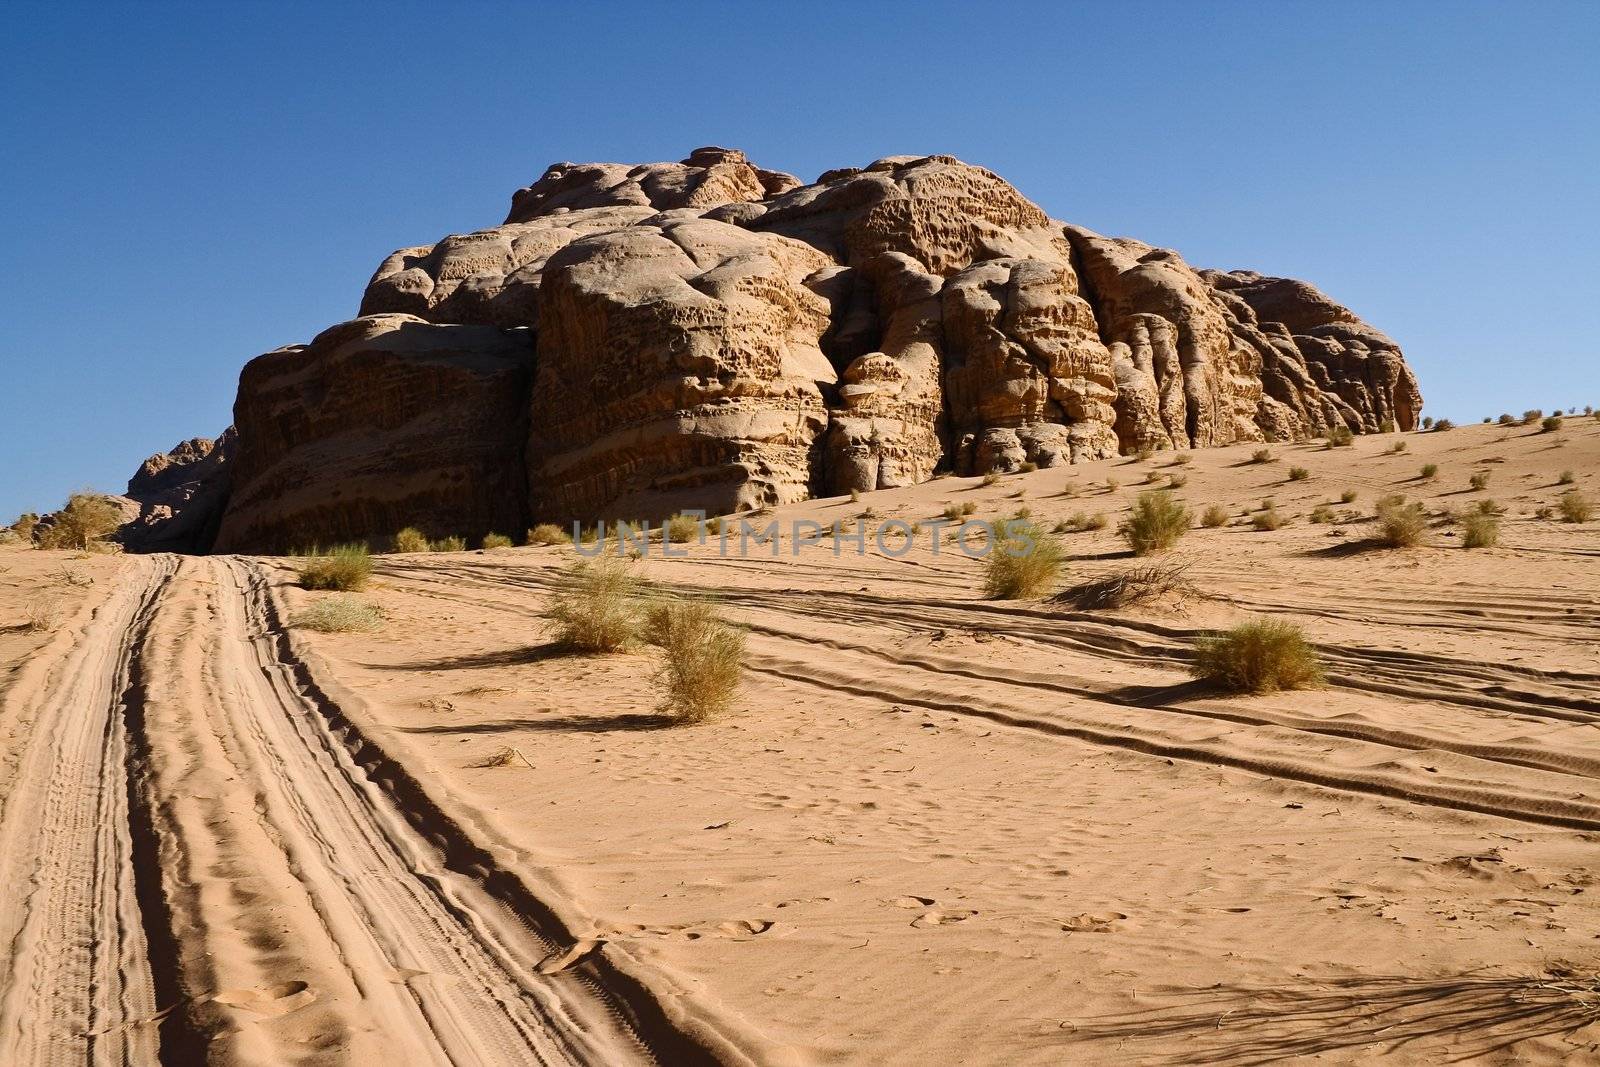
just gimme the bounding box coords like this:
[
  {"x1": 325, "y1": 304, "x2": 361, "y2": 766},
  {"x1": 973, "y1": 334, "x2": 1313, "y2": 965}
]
[{"x1": 0, "y1": 417, "x2": 1597, "y2": 1064}]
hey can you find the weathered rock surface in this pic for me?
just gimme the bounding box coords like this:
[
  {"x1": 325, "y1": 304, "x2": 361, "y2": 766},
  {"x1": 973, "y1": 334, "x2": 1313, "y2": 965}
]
[
  {"x1": 213, "y1": 315, "x2": 534, "y2": 553},
  {"x1": 190, "y1": 148, "x2": 1421, "y2": 550},
  {"x1": 118, "y1": 431, "x2": 234, "y2": 553}
]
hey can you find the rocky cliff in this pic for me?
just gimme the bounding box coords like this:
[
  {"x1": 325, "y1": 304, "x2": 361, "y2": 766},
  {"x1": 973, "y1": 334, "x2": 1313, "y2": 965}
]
[{"x1": 140, "y1": 149, "x2": 1423, "y2": 552}]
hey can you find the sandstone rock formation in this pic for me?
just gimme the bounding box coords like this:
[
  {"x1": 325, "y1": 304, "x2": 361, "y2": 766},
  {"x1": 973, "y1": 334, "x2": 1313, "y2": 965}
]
[
  {"x1": 190, "y1": 148, "x2": 1420, "y2": 551},
  {"x1": 118, "y1": 431, "x2": 234, "y2": 552}
]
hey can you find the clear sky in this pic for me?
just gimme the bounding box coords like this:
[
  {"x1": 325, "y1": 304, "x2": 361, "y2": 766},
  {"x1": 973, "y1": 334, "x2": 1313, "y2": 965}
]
[{"x1": 3, "y1": 1, "x2": 1596, "y2": 521}]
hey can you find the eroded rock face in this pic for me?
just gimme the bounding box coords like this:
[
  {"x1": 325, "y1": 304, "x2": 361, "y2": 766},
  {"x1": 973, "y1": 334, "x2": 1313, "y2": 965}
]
[
  {"x1": 118, "y1": 431, "x2": 234, "y2": 553},
  {"x1": 213, "y1": 315, "x2": 534, "y2": 553},
  {"x1": 198, "y1": 149, "x2": 1421, "y2": 551}
]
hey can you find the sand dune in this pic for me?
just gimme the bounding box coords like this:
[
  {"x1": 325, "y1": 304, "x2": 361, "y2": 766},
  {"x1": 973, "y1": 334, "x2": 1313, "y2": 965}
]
[{"x1": 1, "y1": 418, "x2": 1598, "y2": 1064}]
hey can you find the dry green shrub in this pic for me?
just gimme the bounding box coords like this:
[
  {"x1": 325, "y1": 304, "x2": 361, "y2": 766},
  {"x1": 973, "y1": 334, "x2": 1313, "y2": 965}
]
[
  {"x1": 1542, "y1": 415, "x2": 1564, "y2": 433},
  {"x1": 1498, "y1": 413, "x2": 1517, "y2": 426},
  {"x1": 36, "y1": 494, "x2": 123, "y2": 550},
  {"x1": 1559, "y1": 490, "x2": 1594, "y2": 523},
  {"x1": 526, "y1": 523, "x2": 571, "y2": 546},
  {"x1": 1144, "y1": 469, "x2": 1164, "y2": 484},
  {"x1": 1172, "y1": 453, "x2": 1193, "y2": 466},
  {"x1": 1340, "y1": 489, "x2": 1358, "y2": 504},
  {"x1": 1389, "y1": 440, "x2": 1409, "y2": 454},
  {"x1": 292, "y1": 597, "x2": 384, "y2": 632},
  {"x1": 547, "y1": 556, "x2": 643, "y2": 653},
  {"x1": 1083, "y1": 512, "x2": 1109, "y2": 531},
  {"x1": 849, "y1": 488, "x2": 862, "y2": 503},
  {"x1": 980, "y1": 472, "x2": 1000, "y2": 487},
  {"x1": 1557, "y1": 470, "x2": 1576, "y2": 486},
  {"x1": 10, "y1": 513, "x2": 39, "y2": 541},
  {"x1": 297, "y1": 545, "x2": 372, "y2": 591},
  {"x1": 481, "y1": 532, "x2": 514, "y2": 550},
  {"x1": 431, "y1": 536, "x2": 467, "y2": 552},
  {"x1": 1433, "y1": 418, "x2": 1455, "y2": 431},
  {"x1": 1468, "y1": 472, "x2": 1490, "y2": 491},
  {"x1": 1288, "y1": 466, "x2": 1310, "y2": 482},
  {"x1": 1522, "y1": 409, "x2": 1543, "y2": 425},
  {"x1": 1376, "y1": 498, "x2": 1429, "y2": 547},
  {"x1": 1326, "y1": 425, "x2": 1354, "y2": 447},
  {"x1": 1309, "y1": 504, "x2": 1335, "y2": 524},
  {"x1": 1252, "y1": 507, "x2": 1286, "y2": 531},
  {"x1": 1120, "y1": 491, "x2": 1191, "y2": 555},
  {"x1": 24, "y1": 597, "x2": 61, "y2": 632},
  {"x1": 1200, "y1": 504, "x2": 1230, "y2": 528},
  {"x1": 1019, "y1": 460, "x2": 1039, "y2": 473},
  {"x1": 1191, "y1": 620, "x2": 1324, "y2": 694},
  {"x1": 664, "y1": 514, "x2": 701, "y2": 543},
  {"x1": 1135, "y1": 445, "x2": 1155, "y2": 462},
  {"x1": 1420, "y1": 463, "x2": 1439, "y2": 480},
  {"x1": 1104, "y1": 477, "x2": 1120, "y2": 492},
  {"x1": 391, "y1": 527, "x2": 429, "y2": 553},
  {"x1": 983, "y1": 518, "x2": 1065, "y2": 599},
  {"x1": 1168, "y1": 473, "x2": 1188, "y2": 489},
  {"x1": 1060, "y1": 559, "x2": 1196, "y2": 610},
  {"x1": 649, "y1": 600, "x2": 745, "y2": 723},
  {"x1": 1461, "y1": 512, "x2": 1500, "y2": 549},
  {"x1": 1250, "y1": 448, "x2": 1276, "y2": 464}
]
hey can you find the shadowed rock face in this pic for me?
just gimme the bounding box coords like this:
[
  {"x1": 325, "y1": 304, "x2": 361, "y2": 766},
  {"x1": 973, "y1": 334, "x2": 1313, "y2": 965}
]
[{"x1": 196, "y1": 148, "x2": 1420, "y2": 550}]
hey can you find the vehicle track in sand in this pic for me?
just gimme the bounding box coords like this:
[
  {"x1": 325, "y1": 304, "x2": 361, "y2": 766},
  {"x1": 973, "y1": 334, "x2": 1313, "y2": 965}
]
[{"x1": 0, "y1": 555, "x2": 677, "y2": 1066}]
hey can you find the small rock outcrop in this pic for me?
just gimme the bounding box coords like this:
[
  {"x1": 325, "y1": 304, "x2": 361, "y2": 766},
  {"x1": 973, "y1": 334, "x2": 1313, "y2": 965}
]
[{"x1": 164, "y1": 148, "x2": 1421, "y2": 551}]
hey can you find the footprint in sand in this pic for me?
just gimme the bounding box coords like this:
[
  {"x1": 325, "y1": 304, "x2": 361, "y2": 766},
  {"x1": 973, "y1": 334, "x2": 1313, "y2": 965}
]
[
  {"x1": 910, "y1": 908, "x2": 978, "y2": 928},
  {"x1": 1057, "y1": 912, "x2": 1129, "y2": 933},
  {"x1": 207, "y1": 980, "x2": 317, "y2": 1017}
]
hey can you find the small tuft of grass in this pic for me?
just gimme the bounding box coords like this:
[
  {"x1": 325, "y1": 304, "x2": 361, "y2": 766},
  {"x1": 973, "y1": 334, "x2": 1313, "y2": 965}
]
[
  {"x1": 1288, "y1": 466, "x2": 1310, "y2": 482},
  {"x1": 481, "y1": 532, "x2": 514, "y2": 550},
  {"x1": 1340, "y1": 489, "x2": 1359, "y2": 504},
  {"x1": 1309, "y1": 504, "x2": 1335, "y2": 524},
  {"x1": 849, "y1": 488, "x2": 862, "y2": 503},
  {"x1": 983, "y1": 519, "x2": 1066, "y2": 599},
  {"x1": 1060, "y1": 559, "x2": 1197, "y2": 610},
  {"x1": 391, "y1": 527, "x2": 429, "y2": 553},
  {"x1": 1420, "y1": 463, "x2": 1439, "y2": 480},
  {"x1": 547, "y1": 556, "x2": 644, "y2": 653},
  {"x1": 1325, "y1": 426, "x2": 1354, "y2": 448},
  {"x1": 649, "y1": 600, "x2": 746, "y2": 723},
  {"x1": 1167, "y1": 473, "x2": 1188, "y2": 489},
  {"x1": 1461, "y1": 512, "x2": 1500, "y2": 549},
  {"x1": 1468, "y1": 472, "x2": 1490, "y2": 492},
  {"x1": 526, "y1": 523, "x2": 571, "y2": 546},
  {"x1": 1376, "y1": 498, "x2": 1429, "y2": 547},
  {"x1": 1119, "y1": 491, "x2": 1192, "y2": 555},
  {"x1": 1252, "y1": 507, "x2": 1285, "y2": 531},
  {"x1": 1250, "y1": 448, "x2": 1276, "y2": 464},
  {"x1": 981, "y1": 472, "x2": 1000, "y2": 487},
  {"x1": 1389, "y1": 440, "x2": 1409, "y2": 454},
  {"x1": 664, "y1": 514, "x2": 701, "y2": 543},
  {"x1": 25, "y1": 597, "x2": 61, "y2": 632},
  {"x1": 1559, "y1": 490, "x2": 1593, "y2": 524},
  {"x1": 297, "y1": 545, "x2": 372, "y2": 591},
  {"x1": 1200, "y1": 504, "x2": 1230, "y2": 528},
  {"x1": 1191, "y1": 620, "x2": 1324, "y2": 694},
  {"x1": 292, "y1": 597, "x2": 384, "y2": 632}
]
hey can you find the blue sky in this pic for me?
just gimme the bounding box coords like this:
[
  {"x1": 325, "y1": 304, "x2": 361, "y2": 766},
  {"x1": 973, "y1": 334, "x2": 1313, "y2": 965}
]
[{"x1": 3, "y1": 2, "x2": 1596, "y2": 520}]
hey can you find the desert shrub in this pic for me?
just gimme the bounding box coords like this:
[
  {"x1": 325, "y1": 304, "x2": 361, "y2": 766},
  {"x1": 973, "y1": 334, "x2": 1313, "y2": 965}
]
[
  {"x1": 981, "y1": 472, "x2": 1000, "y2": 487},
  {"x1": 1559, "y1": 490, "x2": 1593, "y2": 524},
  {"x1": 1191, "y1": 620, "x2": 1324, "y2": 694},
  {"x1": 1542, "y1": 415, "x2": 1564, "y2": 433},
  {"x1": 1105, "y1": 477, "x2": 1120, "y2": 492},
  {"x1": 941, "y1": 503, "x2": 967, "y2": 522},
  {"x1": 1309, "y1": 504, "x2": 1335, "y2": 524},
  {"x1": 391, "y1": 527, "x2": 429, "y2": 553},
  {"x1": 526, "y1": 523, "x2": 571, "y2": 546},
  {"x1": 1422, "y1": 416, "x2": 1434, "y2": 429},
  {"x1": 1012, "y1": 505, "x2": 1033, "y2": 520},
  {"x1": 1326, "y1": 425, "x2": 1354, "y2": 447},
  {"x1": 297, "y1": 545, "x2": 372, "y2": 591},
  {"x1": 649, "y1": 600, "x2": 745, "y2": 723},
  {"x1": 1083, "y1": 512, "x2": 1109, "y2": 531},
  {"x1": 664, "y1": 514, "x2": 702, "y2": 543},
  {"x1": 1389, "y1": 440, "x2": 1408, "y2": 454},
  {"x1": 24, "y1": 597, "x2": 61, "y2": 632},
  {"x1": 1557, "y1": 470, "x2": 1576, "y2": 486},
  {"x1": 481, "y1": 532, "x2": 514, "y2": 550},
  {"x1": 983, "y1": 518, "x2": 1065, "y2": 599},
  {"x1": 292, "y1": 597, "x2": 384, "y2": 632},
  {"x1": 1061, "y1": 559, "x2": 1196, "y2": 610},
  {"x1": 1473, "y1": 499, "x2": 1505, "y2": 516},
  {"x1": 1252, "y1": 507, "x2": 1285, "y2": 531},
  {"x1": 1019, "y1": 460, "x2": 1039, "y2": 473},
  {"x1": 1498, "y1": 413, "x2": 1517, "y2": 425},
  {"x1": 1376, "y1": 499, "x2": 1429, "y2": 547},
  {"x1": 1340, "y1": 489, "x2": 1358, "y2": 504},
  {"x1": 1420, "y1": 464, "x2": 1439, "y2": 480},
  {"x1": 1172, "y1": 453, "x2": 1193, "y2": 466},
  {"x1": 1433, "y1": 418, "x2": 1455, "y2": 431},
  {"x1": 1119, "y1": 491, "x2": 1192, "y2": 556},
  {"x1": 1288, "y1": 466, "x2": 1310, "y2": 482},
  {"x1": 1201, "y1": 504, "x2": 1229, "y2": 528},
  {"x1": 547, "y1": 556, "x2": 644, "y2": 652},
  {"x1": 10, "y1": 513, "x2": 39, "y2": 541},
  {"x1": 1533, "y1": 505, "x2": 1554, "y2": 520},
  {"x1": 1461, "y1": 512, "x2": 1500, "y2": 549},
  {"x1": 1469, "y1": 472, "x2": 1490, "y2": 491},
  {"x1": 1250, "y1": 448, "x2": 1275, "y2": 464},
  {"x1": 1522, "y1": 409, "x2": 1543, "y2": 425},
  {"x1": 1135, "y1": 445, "x2": 1155, "y2": 462},
  {"x1": 1378, "y1": 419, "x2": 1396, "y2": 433},
  {"x1": 1144, "y1": 469, "x2": 1164, "y2": 484},
  {"x1": 430, "y1": 536, "x2": 467, "y2": 552},
  {"x1": 1168, "y1": 473, "x2": 1188, "y2": 489},
  {"x1": 35, "y1": 494, "x2": 123, "y2": 550}
]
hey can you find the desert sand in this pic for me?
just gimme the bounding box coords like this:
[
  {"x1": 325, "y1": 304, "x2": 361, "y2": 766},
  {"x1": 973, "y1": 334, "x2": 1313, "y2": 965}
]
[{"x1": 2, "y1": 417, "x2": 1598, "y2": 1065}]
